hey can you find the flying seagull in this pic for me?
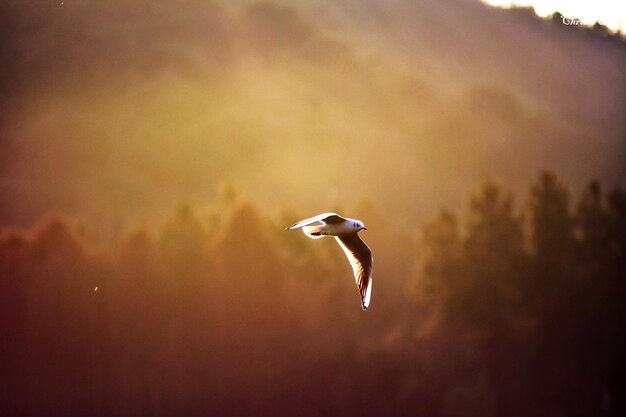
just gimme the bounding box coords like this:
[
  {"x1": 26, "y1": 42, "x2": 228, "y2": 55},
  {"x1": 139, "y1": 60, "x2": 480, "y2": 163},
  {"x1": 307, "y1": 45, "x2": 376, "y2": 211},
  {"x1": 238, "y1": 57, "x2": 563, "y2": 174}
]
[{"x1": 287, "y1": 213, "x2": 373, "y2": 310}]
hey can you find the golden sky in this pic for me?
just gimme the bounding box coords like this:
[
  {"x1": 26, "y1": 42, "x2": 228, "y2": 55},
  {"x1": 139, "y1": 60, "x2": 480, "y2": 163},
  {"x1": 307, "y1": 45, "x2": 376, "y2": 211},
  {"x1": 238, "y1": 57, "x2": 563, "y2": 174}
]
[{"x1": 483, "y1": 0, "x2": 625, "y2": 32}]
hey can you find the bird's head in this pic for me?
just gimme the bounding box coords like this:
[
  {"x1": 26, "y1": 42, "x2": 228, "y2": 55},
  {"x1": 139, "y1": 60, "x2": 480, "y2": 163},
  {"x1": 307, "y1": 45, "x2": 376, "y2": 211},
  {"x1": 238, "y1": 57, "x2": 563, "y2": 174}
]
[{"x1": 353, "y1": 220, "x2": 367, "y2": 231}]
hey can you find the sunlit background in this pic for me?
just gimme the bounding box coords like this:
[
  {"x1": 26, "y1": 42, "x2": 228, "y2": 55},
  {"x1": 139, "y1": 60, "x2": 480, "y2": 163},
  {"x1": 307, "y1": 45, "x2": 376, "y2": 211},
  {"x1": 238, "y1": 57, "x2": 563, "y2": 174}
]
[
  {"x1": 483, "y1": 0, "x2": 626, "y2": 32},
  {"x1": 1, "y1": 1, "x2": 625, "y2": 416}
]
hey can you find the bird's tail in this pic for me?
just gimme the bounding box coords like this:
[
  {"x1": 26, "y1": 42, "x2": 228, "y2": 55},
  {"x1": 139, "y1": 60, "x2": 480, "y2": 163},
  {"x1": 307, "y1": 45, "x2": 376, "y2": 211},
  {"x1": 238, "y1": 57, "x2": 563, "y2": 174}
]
[{"x1": 302, "y1": 225, "x2": 325, "y2": 239}]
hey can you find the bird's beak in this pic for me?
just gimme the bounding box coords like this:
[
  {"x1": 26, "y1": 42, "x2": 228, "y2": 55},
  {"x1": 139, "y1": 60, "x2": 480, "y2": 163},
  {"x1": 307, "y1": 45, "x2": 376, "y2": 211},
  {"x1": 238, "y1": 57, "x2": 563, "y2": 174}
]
[{"x1": 363, "y1": 227, "x2": 367, "y2": 230}]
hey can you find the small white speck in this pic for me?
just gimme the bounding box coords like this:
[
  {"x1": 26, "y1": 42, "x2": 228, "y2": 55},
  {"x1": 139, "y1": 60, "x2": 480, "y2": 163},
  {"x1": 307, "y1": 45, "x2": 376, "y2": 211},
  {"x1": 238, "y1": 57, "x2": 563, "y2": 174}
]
[{"x1": 94, "y1": 286, "x2": 98, "y2": 292}]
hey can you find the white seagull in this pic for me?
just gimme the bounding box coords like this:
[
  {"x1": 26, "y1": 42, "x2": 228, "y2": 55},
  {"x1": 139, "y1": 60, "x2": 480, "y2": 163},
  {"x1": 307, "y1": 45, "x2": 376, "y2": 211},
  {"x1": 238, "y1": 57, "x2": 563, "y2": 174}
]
[{"x1": 288, "y1": 213, "x2": 373, "y2": 310}]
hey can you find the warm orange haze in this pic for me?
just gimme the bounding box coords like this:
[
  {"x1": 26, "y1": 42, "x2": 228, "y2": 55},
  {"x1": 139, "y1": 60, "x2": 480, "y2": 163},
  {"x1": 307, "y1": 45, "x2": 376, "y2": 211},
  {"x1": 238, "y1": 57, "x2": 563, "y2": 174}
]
[{"x1": 0, "y1": 1, "x2": 625, "y2": 416}]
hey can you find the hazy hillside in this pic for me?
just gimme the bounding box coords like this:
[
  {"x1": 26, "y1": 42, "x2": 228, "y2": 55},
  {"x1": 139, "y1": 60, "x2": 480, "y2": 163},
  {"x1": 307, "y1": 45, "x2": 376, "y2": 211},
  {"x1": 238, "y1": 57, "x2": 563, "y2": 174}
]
[{"x1": 0, "y1": 0, "x2": 624, "y2": 235}]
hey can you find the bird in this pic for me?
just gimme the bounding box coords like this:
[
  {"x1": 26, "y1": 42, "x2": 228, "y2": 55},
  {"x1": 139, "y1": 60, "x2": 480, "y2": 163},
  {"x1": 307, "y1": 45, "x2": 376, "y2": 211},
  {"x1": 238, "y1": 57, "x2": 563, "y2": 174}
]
[{"x1": 287, "y1": 213, "x2": 373, "y2": 310}]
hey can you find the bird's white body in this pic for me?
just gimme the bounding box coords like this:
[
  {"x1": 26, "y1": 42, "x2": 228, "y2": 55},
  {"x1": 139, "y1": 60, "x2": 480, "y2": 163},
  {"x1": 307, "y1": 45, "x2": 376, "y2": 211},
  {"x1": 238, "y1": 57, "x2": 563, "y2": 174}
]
[
  {"x1": 302, "y1": 217, "x2": 362, "y2": 238},
  {"x1": 288, "y1": 213, "x2": 373, "y2": 310},
  {"x1": 288, "y1": 212, "x2": 364, "y2": 236}
]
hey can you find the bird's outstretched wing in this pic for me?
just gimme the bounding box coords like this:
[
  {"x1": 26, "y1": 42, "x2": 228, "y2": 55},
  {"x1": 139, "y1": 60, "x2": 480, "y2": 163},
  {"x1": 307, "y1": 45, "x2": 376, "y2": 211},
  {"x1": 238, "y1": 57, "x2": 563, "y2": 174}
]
[
  {"x1": 334, "y1": 234, "x2": 373, "y2": 310},
  {"x1": 288, "y1": 213, "x2": 345, "y2": 229}
]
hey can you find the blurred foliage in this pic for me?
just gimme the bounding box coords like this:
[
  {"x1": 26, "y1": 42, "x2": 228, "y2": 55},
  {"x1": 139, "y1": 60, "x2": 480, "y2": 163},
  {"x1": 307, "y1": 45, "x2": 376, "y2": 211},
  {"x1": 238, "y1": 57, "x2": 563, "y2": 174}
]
[{"x1": 1, "y1": 172, "x2": 624, "y2": 416}]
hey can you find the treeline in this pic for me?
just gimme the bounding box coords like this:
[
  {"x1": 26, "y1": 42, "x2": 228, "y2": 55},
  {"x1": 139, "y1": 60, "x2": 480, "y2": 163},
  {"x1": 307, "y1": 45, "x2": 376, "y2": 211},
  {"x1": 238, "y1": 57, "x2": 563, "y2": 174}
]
[
  {"x1": 414, "y1": 172, "x2": 625, "y2": 417},
  {"x1": 0, "y1": 172, "x2": 624, "y2": 417}
]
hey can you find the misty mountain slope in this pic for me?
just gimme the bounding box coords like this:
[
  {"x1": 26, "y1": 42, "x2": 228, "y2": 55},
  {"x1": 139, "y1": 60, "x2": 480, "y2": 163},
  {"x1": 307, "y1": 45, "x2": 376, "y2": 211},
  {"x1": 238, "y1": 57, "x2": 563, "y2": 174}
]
[
  {"x1": 267, "y1": 0, "x2": 626, "y2": 129},
  {"x1": 0, "y1": 0, "x2": 624, "y2": 234}
]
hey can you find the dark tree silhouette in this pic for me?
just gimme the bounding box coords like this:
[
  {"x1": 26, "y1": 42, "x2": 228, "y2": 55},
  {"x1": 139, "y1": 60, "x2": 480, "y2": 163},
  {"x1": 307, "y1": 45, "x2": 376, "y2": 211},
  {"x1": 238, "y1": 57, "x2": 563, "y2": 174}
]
[{"x1": 1, "y1": 176, "x2": 624, "y2": 417}]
